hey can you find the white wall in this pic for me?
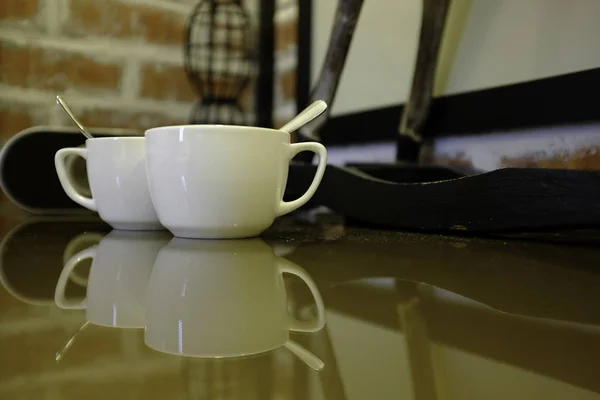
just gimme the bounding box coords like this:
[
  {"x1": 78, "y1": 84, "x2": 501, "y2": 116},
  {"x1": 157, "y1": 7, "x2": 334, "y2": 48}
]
[
  {"x1": 312, "y1": 0, "x2": 600, "y2": 117},
  {"x1": 311, "y1": 0, "x2": 420, "y2": 116}
]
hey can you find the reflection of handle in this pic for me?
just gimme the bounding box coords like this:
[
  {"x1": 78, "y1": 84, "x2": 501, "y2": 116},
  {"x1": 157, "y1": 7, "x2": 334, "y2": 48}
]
[
  {"x1": 63, "y1": 233, "x2": 104, "y2": 287},
  {"x1": 54, "y1": 246, "x2": 97, "y2": 309},
  {"x1": 277, "y1": 142, "x2": 327, "y2": 216},
  {"x1": 278, "y1": 257, "x2": 325, "y2": 333},
  {"x1": 55, "y1": 147, "x2": 97, "y2": 211}
]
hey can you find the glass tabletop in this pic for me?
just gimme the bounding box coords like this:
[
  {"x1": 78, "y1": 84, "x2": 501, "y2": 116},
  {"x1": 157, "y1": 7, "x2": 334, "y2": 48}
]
[{"x1": 1, "y1": 211, "x2": 599, "y2": 400}]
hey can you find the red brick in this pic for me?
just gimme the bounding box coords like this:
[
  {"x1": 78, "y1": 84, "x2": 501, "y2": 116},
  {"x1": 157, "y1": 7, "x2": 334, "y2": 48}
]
[
  {"x1": 276, "y1": 19, "x2": 297, "y2": 51},
  {"x1": 0, "y1": 0, "x2": 39, "y2": 20},
  {"x1": 140, "y1": 64, "x2": 255, "y2": 107},
  {"x1": 193, "y1": 76, "x2": 253, "y2": 100},
  {"x1": 79, "y1": 109, "x2": 184, "y2": 130},
  {"x1": 0, "y1": 107, "x2": 34, "y2": 140},
  {"x1": 140, "y1": 64, "x2": 196, "y2": 102},
  {"x1": 68, "y1": 0, "x2": 186, "y2": 45},
  {"x1": 0, "y1": 41, "x2": 121, "y2": 92}
]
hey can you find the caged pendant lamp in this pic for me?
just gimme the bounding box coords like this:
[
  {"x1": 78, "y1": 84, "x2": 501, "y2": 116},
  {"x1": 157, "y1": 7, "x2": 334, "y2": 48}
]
[{"x1": 184, "y1": 0, "x2": 255, "y2": 125}]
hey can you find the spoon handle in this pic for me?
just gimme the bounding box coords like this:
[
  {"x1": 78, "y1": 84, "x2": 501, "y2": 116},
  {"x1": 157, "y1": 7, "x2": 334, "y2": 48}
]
[
  {"x1": 56, "y1": 96, "x2": 94, "y2": 140},
  {"x1": 279, "y1": 100, "x2": 328, "y2": 133}
]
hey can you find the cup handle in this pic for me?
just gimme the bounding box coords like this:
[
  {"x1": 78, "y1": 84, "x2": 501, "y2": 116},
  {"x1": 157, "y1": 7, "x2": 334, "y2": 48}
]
[
  {"x1": 54, "y1": 246, "x2": 97, "y2": 309},
  {"x1": 277, "y1": 142, "x2": 327, "y2": 216},
  {"x1": 278, "y1": 257, "x2": 326, "y2": 333},
  {"x1": 55, "y1": 147, "x2": 97, "y2": 211}
]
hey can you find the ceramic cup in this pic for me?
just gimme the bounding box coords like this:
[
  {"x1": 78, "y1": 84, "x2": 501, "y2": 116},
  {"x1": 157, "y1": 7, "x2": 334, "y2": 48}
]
[
  {"x1": 55, "y1": 137, "x2": 163, "y2": 231},
  {"x1": 54, "y1": 230, "x2": 170, "y2": 328},
  {"x1": 144, "y1": 238, "x2": 326, "y2": 358},
  {"x1": 144, "y1": 125, "x2": 328, "y2": 239}
]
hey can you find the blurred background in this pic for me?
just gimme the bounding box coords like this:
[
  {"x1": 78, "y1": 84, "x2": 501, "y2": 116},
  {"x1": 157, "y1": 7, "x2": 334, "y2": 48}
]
[
  {"x1": 2, "y1": 2, "x2": 600, "y2": 398},
  {"x1": 2, "y1": 0, "x2": 600, "y2": 182}
]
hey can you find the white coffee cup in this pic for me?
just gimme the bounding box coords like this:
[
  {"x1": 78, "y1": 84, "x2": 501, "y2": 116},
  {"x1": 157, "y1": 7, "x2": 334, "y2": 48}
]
[
  {"x1": 55, "y1": 137, "x2": 163, "y2": 231},
  {"x1": 54, "y1": 230, "x2": 170, "y2": 328},
  {"x1": 144, "y1": 125, "x2": 327, "y2": 239},
  {"x1": 145, "y1": 238, "x2": 326, "y2": 358}
]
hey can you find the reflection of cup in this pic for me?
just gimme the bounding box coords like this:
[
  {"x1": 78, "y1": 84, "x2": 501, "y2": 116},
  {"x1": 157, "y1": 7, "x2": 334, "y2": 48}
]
[
  {"x1": 0, "y1": 218, "x2": 110, "y2": 306},
  {"x1": 145, "y1": 238, "x2": 325, "y2": 358},
  {"x1": 54, "y1": 230, "x2": 170, "y2": 328}
]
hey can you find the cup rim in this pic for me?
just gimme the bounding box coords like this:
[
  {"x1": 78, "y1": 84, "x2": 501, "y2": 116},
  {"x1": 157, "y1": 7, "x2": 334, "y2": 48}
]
[
  {"x1": 85, "y1": 137, "x2": 144, "y2": 143},
  {"x1": 145, "y1": 124, "x2": 286, "y2": 136}
]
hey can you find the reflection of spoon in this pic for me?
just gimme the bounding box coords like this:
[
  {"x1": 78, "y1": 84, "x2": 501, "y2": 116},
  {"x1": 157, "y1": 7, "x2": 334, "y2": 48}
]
[
  {"x1": 279, "y1": 100, "x2": 328, "y2": 134},
  {"x1": 55, "y1": 320, "x2": 89, "y2": 361},
  {"x1": 56, "y1": 95, "x2": 93, "y2": 139},
  {"x1": 284, "y1": 340, "x2": 325, "y2": 371}
]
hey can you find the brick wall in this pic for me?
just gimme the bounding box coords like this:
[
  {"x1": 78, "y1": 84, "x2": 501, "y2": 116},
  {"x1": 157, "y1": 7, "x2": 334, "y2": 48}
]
[
  {"x1": 0, "y1": 0, "x2": 301, "y2": 208},
  {"x1": 0, "y1": 0, "x2": 299, "y2": 143},
  {"x1": 0, "y1": 0, "x2": 263, "y2": 144}
]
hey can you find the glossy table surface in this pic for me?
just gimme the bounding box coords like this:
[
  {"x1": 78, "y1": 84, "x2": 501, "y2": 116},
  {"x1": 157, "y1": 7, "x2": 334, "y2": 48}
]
[{"x1": 1, "y1": 207, "x2": 600, "y2": 400}]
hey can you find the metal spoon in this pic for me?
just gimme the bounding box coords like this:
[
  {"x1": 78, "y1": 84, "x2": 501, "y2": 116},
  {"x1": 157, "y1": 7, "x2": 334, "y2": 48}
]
[
  {"x1": 56, "y1": 95, "x2": 93, "y2": 139},
  {"x1": 279, "y1": 100, "x2": 328, "y2": 134}
]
